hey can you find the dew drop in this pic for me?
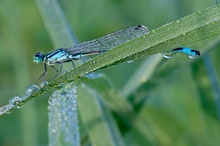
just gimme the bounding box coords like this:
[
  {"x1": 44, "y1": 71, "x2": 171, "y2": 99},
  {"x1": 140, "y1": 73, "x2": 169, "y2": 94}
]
[
  {"x1": 26, "y1": 84, "x2": 40, "y2": 95},
  {"x1": 40, "y1": 81, "x2": 49, "y2": 88},
  {"x1": 62, "y1": 70, "x2": 67, "y2": 75},
  {"x1": 9, "y1": 96, "x2": 22, "y2": 108},
  {"x1": 188, "y1": 54, "x2": 195, "y2": 58},
  {"x1": 176, "y1": 20, "x2": 180, "y2": 23},
  {"x1": 161, "y1": 51, "x2": 176, "y2": 58},
  {"x1": 16, "y1": 102, "x2": 24, "y2": 108},
  {"x1": 0, "y1": 105, "x2": 11, "y2": 115},
  {"x1": 52, "y1": 128, "x2": 56, "y2": 133},
  {"x1": 85, "y1": 73, "x2": 104, "y2": 79},
  {"x1": 6, "y1": 108, "x2": 13, "y2": 114},
  {"x1": 127, "y1": 60, "x2": 133, "y2": 63},
  {"x1": 57, "y1": 84, "x2": 65, "y2": 88}
]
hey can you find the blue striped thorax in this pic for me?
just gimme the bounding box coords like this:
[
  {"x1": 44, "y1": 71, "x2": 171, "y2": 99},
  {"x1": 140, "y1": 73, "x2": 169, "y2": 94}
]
[
  {"x1": 33, "y1": 49, "x2": 79, "y2": 65},
  {"x1": 44, "y1": 49, "x2": 69, "y2": 65}
]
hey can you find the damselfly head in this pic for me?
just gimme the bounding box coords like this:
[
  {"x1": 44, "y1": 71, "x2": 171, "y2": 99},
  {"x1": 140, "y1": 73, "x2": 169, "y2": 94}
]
[{"x1": 33, "y1": 52, "x2": 44, "y2": 63}]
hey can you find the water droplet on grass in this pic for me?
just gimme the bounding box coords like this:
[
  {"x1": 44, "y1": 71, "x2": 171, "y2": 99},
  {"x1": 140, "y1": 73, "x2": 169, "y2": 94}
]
[
  {"x1": 26, "y1": 84, "x2": 40, "y2": 95},
  {"x1": 9, "y1": 96, "x2": 23, "y2": 108},
  {"x1": 161, "y1": 51, "x2": 176, "y2": 58},
  {"x1": 0, "y1": 105, "x2": 12, "y2": 115},
  {"x1": 127, "y1": 60, "x2": 133, "y2": 63},
  {"x1": 40, "y1": 81, "x2": 48, "y2": 88},
  {"x1": 188, "y1": 54, "x2": 196, "y2": 58},
  {"x1": 6, "y1": 108, "x2": 13, "y2": 114}
]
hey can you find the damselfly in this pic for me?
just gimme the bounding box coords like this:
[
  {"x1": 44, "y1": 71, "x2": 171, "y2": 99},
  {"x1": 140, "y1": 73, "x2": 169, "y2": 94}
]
[
  {"x1": 34, "y1": 25, "x2": 200, "y2": 80},
  {"x1": 33, "y1": 25, "x2": 149, "y2": 80}
]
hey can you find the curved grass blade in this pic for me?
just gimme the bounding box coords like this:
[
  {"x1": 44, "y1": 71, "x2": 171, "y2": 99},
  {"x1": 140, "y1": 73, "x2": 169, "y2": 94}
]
[
  {"x1": 78, "y1": 83, "x2": 125, "y2": 146},
  {"x1": 48, "y1": 5, "x2": 220, "y2": 90},
  {"x1": 1, "y1": 5, "x2": 220, "y2": 115}
]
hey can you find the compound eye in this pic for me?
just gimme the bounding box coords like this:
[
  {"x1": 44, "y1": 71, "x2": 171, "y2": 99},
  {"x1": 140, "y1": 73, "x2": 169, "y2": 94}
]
[
  {"x1": 35, "y1": 52, "x2": 43, "y2": 57},
  {"x1": 33, "y1": 52, "x2": 44, "y2": 63}
]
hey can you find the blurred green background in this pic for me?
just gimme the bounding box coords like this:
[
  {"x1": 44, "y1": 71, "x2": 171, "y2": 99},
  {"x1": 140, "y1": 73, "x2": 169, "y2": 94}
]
[{"x1": 0, "y1": 0, "x2": 220, "y2": 146}]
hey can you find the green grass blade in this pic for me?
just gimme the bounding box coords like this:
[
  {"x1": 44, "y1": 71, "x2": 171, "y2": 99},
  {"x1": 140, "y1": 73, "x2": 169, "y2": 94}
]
[
  {"x1": 1, "y1": 5, "x2": 220, "y2": 115},
  {"x1": 46, "y1": 5, "x2": 220, "y2": 91},
  {"x1": 36, "y1": 0, "x2": 77, "y2": 47},
  {"x1": 80, "y1": 73, "x2": 172, "y2": 144},
  {"x1": 78, "y1": 83, "x2": 125, "y2": 146},
  {"x1": 81, "y1": 74, "x2": 133, "y2": 114},
  {"x1": 121, "y1": 54, "x2": 163, "y2": 97},
  {"x1": 48, "y1": 82, "x2": 79, "y2": 146}
]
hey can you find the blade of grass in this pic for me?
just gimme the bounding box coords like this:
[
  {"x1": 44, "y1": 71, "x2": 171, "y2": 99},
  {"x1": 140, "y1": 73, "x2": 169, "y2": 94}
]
[
  {"x1": 45, "y1": 5, "x2": 220, "y2": 92},
  {"x1": 1, "y1": 5, "x2": 220, "y2": 115},
  {"x1": 48, "y1": 82, "x2": 79, "y2": 146},
  {"x1": 78, "y1": 83, "x2": 125, "y2": 146},
  {"x1": 121, "y1": 54, "x2": 163, "y2": 97},
  {"x1": 36, "y1": 0, "x2": 78, "y2": 47},
  {"x1": 80, "y1": 73, "x2": 184, "y2": 144},
  {"x1": 203, "y1": 54, "x2": 220, "y2": 121},
  {"x1": 81, "y1": 74, "x2": 133, "y2": 114}
]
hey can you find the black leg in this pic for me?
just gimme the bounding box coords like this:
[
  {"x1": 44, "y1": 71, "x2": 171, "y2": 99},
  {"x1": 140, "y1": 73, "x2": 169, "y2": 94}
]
[
  {"x1": 39, "y1": 63, "x2": 48, "y2": 81},
  {"x1": 50, "y1": 65, "x2": 59, "y2": 78},
  {"x1": 71, "y1": 60, "x2": 75, "y2": 68}
]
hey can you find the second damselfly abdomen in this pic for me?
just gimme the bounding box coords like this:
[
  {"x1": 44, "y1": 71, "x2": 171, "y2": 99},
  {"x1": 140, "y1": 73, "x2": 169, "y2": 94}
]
[{"x1": 162, "y1": 47, "x2": 200, "y2": 58}]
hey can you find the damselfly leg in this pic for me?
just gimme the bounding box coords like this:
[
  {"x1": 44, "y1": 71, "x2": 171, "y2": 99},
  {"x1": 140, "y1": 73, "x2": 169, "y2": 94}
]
[{"x1": 38, "y1": 63, "x2": 59, "y2": 82}]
